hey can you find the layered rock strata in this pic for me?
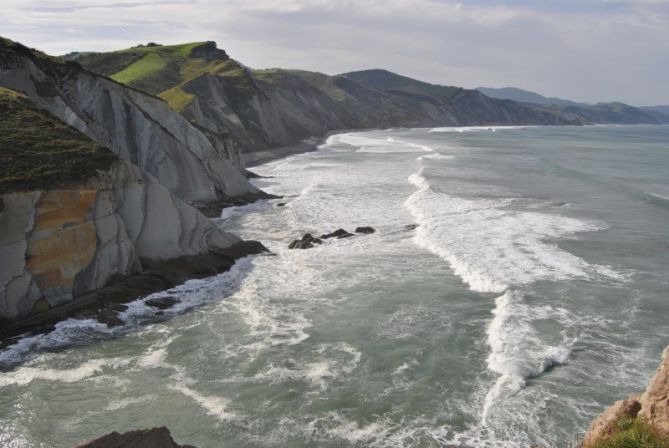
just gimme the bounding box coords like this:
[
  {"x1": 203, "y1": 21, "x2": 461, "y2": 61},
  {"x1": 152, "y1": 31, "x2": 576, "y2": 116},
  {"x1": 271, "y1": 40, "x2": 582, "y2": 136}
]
[{"x1": 0, "y1": 160, "x2": 264, "y2": 333}]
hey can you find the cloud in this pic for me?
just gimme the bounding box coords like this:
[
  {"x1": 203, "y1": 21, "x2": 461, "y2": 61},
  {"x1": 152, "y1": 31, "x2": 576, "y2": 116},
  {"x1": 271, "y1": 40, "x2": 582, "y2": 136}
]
[{"x1": 1, "y1": 0, "x2": 667, "y2": 104}]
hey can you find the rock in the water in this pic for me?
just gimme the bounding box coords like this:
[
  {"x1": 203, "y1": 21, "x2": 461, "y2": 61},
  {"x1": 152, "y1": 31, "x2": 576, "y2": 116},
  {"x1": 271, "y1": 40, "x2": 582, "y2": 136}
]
[
  {"x1": 73, "y1": 426, "x2": 196, "y2": 448},
  {"x1": 96, "y1": 308, "x2": 124, "y2": 328},
  {"x1": 355, "y1": 226, "x2": 376, "y2": 234},
  {"x1": 320, "y1": 229, "x2": 354, "y2": 239},
  {"x1": 288, "y1": 234, "x2": 323, "y2": 249},
  {"x1": 403, "y1": 224, "x2": 419, "y2": 231},
  {"x1": 276, "y1": 202, "x2": 287, "y2": 207},
  {"x1": 145, "y1": 297, "x2": 179, "y2": 310}
]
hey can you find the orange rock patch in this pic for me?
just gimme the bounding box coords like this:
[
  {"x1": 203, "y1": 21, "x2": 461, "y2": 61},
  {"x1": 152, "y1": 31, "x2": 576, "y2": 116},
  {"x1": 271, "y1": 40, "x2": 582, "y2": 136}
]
[{"x1": 26, "y1": 190, "x2": 98, "y2": 294}]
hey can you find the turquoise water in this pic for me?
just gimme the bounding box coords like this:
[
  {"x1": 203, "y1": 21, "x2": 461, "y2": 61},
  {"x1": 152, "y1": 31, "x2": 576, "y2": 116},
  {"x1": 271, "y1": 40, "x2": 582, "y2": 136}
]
[{"x1": 1, "y1": 125, "x2": 668, "y2": 447}]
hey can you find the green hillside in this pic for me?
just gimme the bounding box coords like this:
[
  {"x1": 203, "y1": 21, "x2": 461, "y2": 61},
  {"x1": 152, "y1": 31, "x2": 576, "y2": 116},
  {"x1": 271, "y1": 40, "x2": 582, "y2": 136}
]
[
  {"x1": 0, "y1": 87, "x2": 117, "y2": 193},
  {"x1": 74, "y1": 41, "x2": 250, "y2": 111}
]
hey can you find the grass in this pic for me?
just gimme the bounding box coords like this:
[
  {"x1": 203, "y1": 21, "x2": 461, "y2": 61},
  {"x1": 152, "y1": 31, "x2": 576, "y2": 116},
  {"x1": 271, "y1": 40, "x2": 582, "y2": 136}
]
[
  {"x1": 0, "y1": 87, "x2": 118, "y2": 193},
  {"x1": 110, "y1": 53, "x2": 167, "y2": 85},
  {"x1": 159, "y1": 86, "x2": 195, "y2": 112},
  {"x1": 588, "y1": 418, "x2": 669, "y2": 448}
]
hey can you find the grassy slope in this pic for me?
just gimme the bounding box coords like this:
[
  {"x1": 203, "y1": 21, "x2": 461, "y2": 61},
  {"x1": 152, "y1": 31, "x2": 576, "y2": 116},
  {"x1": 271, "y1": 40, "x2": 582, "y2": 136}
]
[
  {"x1": 111, "y1": 52, "x2": 167, "y2": 84},
  {"x1": 589, "y1": 417, "x2": 669, "y2": 448},
  {"x1": 0, "y1": 87, "x2": 117, "y2": 193},
  {"x1": 76, "y1": 42, "x2": 252, "y2": 111}
]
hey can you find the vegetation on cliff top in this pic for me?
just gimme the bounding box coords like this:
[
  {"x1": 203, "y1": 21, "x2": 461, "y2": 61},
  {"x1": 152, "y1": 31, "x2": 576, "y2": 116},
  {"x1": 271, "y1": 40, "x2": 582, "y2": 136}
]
[
  {"x1": 0, "y1": 87, "x2": 118, "y2": 193},
  {"x1": 588, "y1": 417, "x2": 669, "y2": 448},
  {"x1": 73, "y1": 41, "x2": 252, "y2": 111}
]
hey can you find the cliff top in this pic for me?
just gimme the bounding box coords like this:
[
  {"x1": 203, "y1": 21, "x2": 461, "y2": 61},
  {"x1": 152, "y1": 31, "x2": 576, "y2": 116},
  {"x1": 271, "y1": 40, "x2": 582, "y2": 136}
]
[
  {"x1": 72, "y1": 41, "x2": 240, "y2": 102},
  {"x1": 0, "y1": 87, "x2": 118, "y2": 193}
]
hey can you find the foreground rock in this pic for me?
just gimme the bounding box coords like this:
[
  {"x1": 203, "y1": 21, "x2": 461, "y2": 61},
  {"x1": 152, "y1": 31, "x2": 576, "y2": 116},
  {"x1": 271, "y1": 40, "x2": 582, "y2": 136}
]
[
  {"x1": 288, "y1": 234, "x2": 322, "y2": 249},
  {"x1": 74, "y1": 426, "x2": 196, "y2": 448},
  {"x1": 583, "y1": 346, "x2": 669, "y2": 446},
  {"x1": 355, "y1": 226, "x2": 376, "y2": 234}
]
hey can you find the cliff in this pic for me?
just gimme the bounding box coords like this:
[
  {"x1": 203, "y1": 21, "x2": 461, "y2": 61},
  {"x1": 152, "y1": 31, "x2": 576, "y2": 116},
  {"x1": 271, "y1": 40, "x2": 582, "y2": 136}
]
[
  {"x1": 582, "y1": 346, "x2": 669, "y2": 447},
  {"x1": 72, "y1": 42, "x2": 579, "y2": 156},
  {"x1": 0, "y1": 87, "x2": 264, "y2": 332},
  {"x1": 0, "y1": 37, "x2": 263, "y2": 207}
]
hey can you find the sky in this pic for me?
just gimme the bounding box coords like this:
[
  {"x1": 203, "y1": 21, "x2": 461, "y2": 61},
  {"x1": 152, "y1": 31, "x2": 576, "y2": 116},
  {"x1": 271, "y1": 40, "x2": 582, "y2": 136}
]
[{"x1": 2, "y1": 0, "x2": 668, "y2": 105}]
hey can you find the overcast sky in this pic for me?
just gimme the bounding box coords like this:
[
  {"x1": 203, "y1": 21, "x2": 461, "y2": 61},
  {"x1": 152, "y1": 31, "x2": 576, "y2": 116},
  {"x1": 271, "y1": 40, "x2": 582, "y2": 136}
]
[{"x1": 2, "y1": 0, "x2": 668, "y2": 105}]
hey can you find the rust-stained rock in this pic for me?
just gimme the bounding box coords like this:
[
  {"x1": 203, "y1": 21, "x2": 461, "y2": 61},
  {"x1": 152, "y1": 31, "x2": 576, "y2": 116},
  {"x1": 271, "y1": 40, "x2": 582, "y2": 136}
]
[{"x1": 26, "y1": 190, "x2": 98, "y2": 306}]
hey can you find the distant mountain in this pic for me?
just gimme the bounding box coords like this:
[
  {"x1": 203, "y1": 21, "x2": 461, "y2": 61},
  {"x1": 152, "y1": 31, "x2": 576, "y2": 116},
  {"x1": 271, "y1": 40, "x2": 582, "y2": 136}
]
[
  {"x1": 70, "y1": 45, "x2": 578, "y2": 157},
  {"x1": 640, "y1": 105, "x2": 669, "y2": 123},
  {"x1": 477, "y1": 86, "x2": 580, "y2": 107},
  {"x1": 477, "y1": 86, "x2": 661, "y2": 125}
]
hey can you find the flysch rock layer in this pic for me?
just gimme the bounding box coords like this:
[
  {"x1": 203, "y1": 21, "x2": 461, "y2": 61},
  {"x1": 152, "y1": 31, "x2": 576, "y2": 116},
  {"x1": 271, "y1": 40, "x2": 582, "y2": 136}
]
[
  {"x1": 0, "y1": 43, "x2": 262, "y2": 206},
  {"x1": 0, "y1": 160, "x2": 259, "y2": 323}
]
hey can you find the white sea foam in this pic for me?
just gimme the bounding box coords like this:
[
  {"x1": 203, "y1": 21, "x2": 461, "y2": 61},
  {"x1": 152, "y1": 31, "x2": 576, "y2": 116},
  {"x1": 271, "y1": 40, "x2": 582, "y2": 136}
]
[
  {"x1": 0, "y1": 357, "x2": 131, "y2": 387},
  {"x1": 429, "y1": 125, "x2": 534, "y2": 133},
  {"x1": 169, "y1": 384, "x2": 236, "y2": 421},
  {"x1": 405, "y1": 168, "x2": 616, "y2": 293},
  {"x1": 482, "y1": 290, "x2": 574, "y2": 422}
]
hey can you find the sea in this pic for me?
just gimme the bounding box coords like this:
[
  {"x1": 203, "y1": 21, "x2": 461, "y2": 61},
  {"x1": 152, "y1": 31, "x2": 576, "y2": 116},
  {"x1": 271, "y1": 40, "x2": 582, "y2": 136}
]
[{"x1": 1, "y1": 125, "x2": 668, "y2": 447}]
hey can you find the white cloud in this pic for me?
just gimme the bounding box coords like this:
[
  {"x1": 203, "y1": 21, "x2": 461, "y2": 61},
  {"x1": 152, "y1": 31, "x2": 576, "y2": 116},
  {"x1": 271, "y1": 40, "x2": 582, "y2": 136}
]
[{"x1": 1, "y1": 0, "x2": 667, "y2": 104}]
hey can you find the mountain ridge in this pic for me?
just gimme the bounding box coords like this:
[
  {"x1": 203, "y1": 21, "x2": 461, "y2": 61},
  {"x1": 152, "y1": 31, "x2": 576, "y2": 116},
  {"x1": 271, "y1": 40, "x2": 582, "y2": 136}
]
[
  {"x1": 70, "y1": 42, "x2": 580, "y2": 155},
  {"x1": 477, "y1": 86, "x2": 667, "y2": 124}
]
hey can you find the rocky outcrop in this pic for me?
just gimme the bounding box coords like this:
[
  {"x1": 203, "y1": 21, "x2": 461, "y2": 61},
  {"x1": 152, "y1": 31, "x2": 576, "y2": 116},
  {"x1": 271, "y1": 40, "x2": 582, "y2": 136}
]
[
  {"x1": 0, "y1": 160, "x2": 262, "y2": 323},
  {"x1": 321, "y1": 229, "x2": 354, "y2": 239},
  {"x1": 0, "y1": 38, "x2": 261, "y2": 206},
  {"x1": 288, "y1": 234, "x2": 322, "y2": 249},
  {"x1": 583, "y1": 346, "x2": 669, "y2": 446},
  {"x1": 639, "y1": 347, "x2": 669, "y2": 433},
  {"x1": 73, "y1": 426, "x2": 196, "y2": 448},
  {"x1": 188, "y1": 41, "x2": 229, "y2": 61}
]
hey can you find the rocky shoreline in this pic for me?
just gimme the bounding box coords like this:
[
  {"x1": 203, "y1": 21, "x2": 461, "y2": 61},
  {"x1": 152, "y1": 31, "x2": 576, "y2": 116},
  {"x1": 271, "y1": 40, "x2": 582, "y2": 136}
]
[{"x1": 0, "y1": 239, "x2": 266, "y2": 346}]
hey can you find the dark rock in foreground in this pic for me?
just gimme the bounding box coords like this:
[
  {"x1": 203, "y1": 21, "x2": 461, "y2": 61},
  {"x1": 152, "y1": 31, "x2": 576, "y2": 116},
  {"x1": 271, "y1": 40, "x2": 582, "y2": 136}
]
[
  {"x1": 73, "y1": 426, "x2": 196, "y2": 448},
  {"x1": 320, "y1": 229, "x2": 354, "y2": 239},
  {"x1": 289, "y1": 234, "x2": 322, "y2": 249},
  {"x1": 355, "y1": 226, "x2": 376, "y2": 234}
]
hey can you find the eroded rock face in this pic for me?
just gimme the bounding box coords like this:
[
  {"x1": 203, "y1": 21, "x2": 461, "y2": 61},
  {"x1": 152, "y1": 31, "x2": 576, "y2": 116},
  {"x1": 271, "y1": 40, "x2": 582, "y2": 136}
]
[
  {"x1": 73, "y1": 426, "x2": 196, "y2": 448},
  {"x1": 640, "y1": 346, "x2": 669, "y2": 433},
  {"x1": 583, "y1": 346, "x2": 669, "y2": 446},
  {"x1": 0, "y1": 42, "x2": 260, "y2": 205},
  {"x1": 0, "y1": 161, "x2": 246, "y2": 321}
]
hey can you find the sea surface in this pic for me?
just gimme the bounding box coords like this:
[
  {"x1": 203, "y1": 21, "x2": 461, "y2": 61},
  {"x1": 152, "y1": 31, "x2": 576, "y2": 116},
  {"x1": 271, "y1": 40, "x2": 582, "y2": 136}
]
[{"x1": 1, "y1": 125, "x2": 668, "y2": 447}]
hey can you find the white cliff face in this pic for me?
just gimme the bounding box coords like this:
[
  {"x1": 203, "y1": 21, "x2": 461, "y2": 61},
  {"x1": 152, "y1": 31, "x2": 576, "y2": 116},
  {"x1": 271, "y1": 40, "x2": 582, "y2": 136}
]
[
  {"x1": 0, "y1": 161, "x2": 243, "y2": 321},
  {"x1": 0, "y1": 52, "x2": 260, "y2": 205}
]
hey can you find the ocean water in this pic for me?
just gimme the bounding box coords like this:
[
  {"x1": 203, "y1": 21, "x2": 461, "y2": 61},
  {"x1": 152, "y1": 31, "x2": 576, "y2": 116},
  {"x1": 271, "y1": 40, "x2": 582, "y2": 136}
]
[{"x1": 1, "y1": 125, "x2": 668, "y2": 447}]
